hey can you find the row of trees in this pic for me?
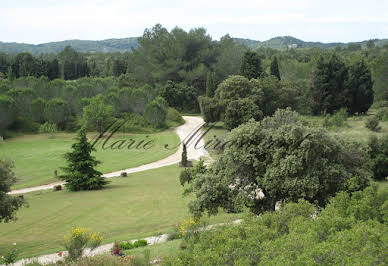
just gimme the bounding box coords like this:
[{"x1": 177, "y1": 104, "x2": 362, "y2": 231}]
[
  {"x1": 198, "y1": 49, "x2": 374, "y2": 131},
  {"x1": 0, "y1": 76, "x2": 172, "y2": 134}
]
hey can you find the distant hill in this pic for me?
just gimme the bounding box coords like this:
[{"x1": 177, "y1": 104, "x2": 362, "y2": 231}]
[
  {"x1": 0, "y1": 36, "x2": 386, "y2": 54},
  {"x1": 0, "y1": 38, "x2": 139, "y2": 54},
  {"x1": 234, "y1": 36, "x2": 388, "y2": 50}
]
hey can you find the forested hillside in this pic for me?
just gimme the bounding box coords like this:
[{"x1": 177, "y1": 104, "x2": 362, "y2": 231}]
[{"x1": 1, "y1": 35, "x2": 387, "y2": 54}]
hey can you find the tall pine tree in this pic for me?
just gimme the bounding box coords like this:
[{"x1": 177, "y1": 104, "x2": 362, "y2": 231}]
[
  {"x1": 346, "y1": 59, "x2": 374, "y2": 114},
  {"x1": 310, "y1": 54, "x2": 348, "y2": 114},
  {"x1": 240, "y1": 51, "x2": 263, "y2": 79},
  {"x1": 60, "y1": 128, "x2": 108, "y2": 191},
  {"x1": 270, "y1": 56, "x2": 281, "y2": 80}
]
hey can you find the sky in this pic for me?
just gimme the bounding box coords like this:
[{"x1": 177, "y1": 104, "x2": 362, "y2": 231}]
[{"x1": 1, "y1": 0, "x2": 388, "y2": 44}]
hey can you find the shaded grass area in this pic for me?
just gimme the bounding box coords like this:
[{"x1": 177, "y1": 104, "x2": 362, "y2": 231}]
[
  {"x1": 303, "y1": 112, "x2": 388, "y2": 142},
  {"x1": 123, "y1": 239, "x2": 182, "y2": 261},
  {"x1": 0, "y1": 165, "x2": 243, "y2": 259},
  {"x1": 0, "y1": 131, "x2": 180, "y2": 189}
]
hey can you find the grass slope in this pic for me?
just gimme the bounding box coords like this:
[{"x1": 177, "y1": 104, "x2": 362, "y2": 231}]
[
  {"x1": 0, "y1": 131, "x2": 180, "y2": 189},
  {"x1": 0, "y1": 165, "x2": 242, "y2": 259}
]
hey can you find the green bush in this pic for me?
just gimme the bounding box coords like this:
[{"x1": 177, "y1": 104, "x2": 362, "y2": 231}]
[
  {"x1": 0, "y1": 243, "x2": 19, "y2": 265},
  {"x1": 118, "y1": 241, "x2": 133, "y2": 250},
  {"x1": 133, "y1": 240, "x2": 148, "y2": 248},
  {"x1": 365, "y1": 116, "x2": 381, "y2": 132},
  {"x1": 166, "y1": 107, "x2": 184, "y2": 126},
  {"x1": 368, "y1": 135, "x2": 388, "y2": 180},
  {"x1": 376, "y1": 107, "x2": 388, "y2": 121},
  {"x1": 163, "y1": 185, "x2": 387, "y2": 265},
  {"x1": 39, "y1": 122, "x2": 57, "y2": 138},
  {"x1": 323, "y1": 108, "x2": 348, "y2": 129}
]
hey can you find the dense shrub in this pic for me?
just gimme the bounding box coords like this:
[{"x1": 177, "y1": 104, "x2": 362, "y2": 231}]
[
  {"x1": 163, "y1": 185, "x2": 387, "y2": 265},
  {"x1": 376, "y1": 107, "x2": 388, "y2": 121},
  {"x1": 323, "y1": 108, "x2": 348, "y2": 128},
  {"x1": 39, "y1": 122, "x2": 57, "y2": 138},
  {"x1": 133, "y1": 240, "x2": 148, "y2": 248},
  {"x1": 144, "y1": 97, "x2": 168, "y2": 128},
  {"x1": 365, "y1": 116, "x2": 381, "y2": 132},
  {"x1": 160, "y1": 81, "x2": 199, "y2": 113},
  {"x1": 198, "y1": 96, "x2": 223, "y2": 123},
  {"x1": 166, "y1": 107, "x2": 184, "y2": 126},
  {"x1": 224, "y1": 98, "x2": 263, "y2": 130},
  {"x1": 368, "y1": 135, "x2": 388, "y2": 180}
]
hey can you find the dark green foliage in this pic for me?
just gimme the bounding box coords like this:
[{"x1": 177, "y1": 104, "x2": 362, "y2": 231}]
[
  {"x1": 6, "y1": 87, "x2": 36, "y2": 117},
  {"x1": 58, "y1": 46, "x2": 89, "y2": 80},
  {"x1": 179, "y1": 159, "x2": 207, "y2": 188},
  {"x1": 205, "y1": 71, "x2": 217, "y2": 97},
  {"x1": 0, "y1": 158, "x2": 27, "y2": 223},
  {"x1": 185, "y1": 109, "x2": 370, "y2": 217},
  {"x1": 224, "y1": 98, "x2": 263, "y2": 130},
  {"x1": 181, "y1": 144, "x2": 188, "y2": 167},
  {"x1": 346, "y1": 59, "x2": 374, "y2": 114},
  {"x1": 31, "y1": 97, "x2": 46, "y2": 123},
  {"x1": 0, "y1": 95, "x2": 16, "y2": 132},
  {"x1": 164, "y1": 185, "x2": 387, "y2": 266},
  {"x1": 368, "y1": 135, "x2": 388, "y2": 180},
  {"x1": 144, "y1": 96, "x2": 168, "y2": 128},
  {"x1": 270, "y1": 56, "x2": 281, "y2": 79},
  {"x1": 129, "y1": 24, "x2": 217, "y2": 91},
  {"x1": 365, "y1": 116, "x2": 381, "y2": 132},
  {"x1": 215, "y1": 75, "x2": 252, "y2": 101},
  {"x1": 44, "y1": 98, "x2": 69, "y2": 129},
  {"x1": 239, "y1": 51, "x2": 263, "y2": 79},
  {"x1": 160, "y1": 81, "x2": 199, "y2": 113},
  {"x1": 118, "y1": 241, "x2": 133, "y2": 250},
  {"x1": 133, "y1": 240, "x2": 148, "y2": 248},
  {"x1": 60, "y1": 128, "x2": 109, "y2": 191},
  {"x1": 310, "y1": 54, "x2": 348, "y2": 114},
  {"x1": 198, "y1": 96, "x2": 223, "y2": 123}
]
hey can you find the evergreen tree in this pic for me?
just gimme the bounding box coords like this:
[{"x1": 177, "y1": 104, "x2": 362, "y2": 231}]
[
  {"x1": 310, "y1": 54, "x2": 348, "y2": 114},
  {"x1": 346, "y1": 59, "x2": 374, "y2": 114},
  {"x1": 270, "y1": 56, "x2": 281, "y2": 80},
  {"x1": 206, "y1": 71, "x2": 217, "y2": 97},
  {"x1": 60, "y1": 128, "x2": 108, "y2": 191},
  {"x1": 181, "y1": 143, "x2": 188, "y2": 167},
  {"x1": 240, "y1": 51, "x2": 263, "y2": 79}
]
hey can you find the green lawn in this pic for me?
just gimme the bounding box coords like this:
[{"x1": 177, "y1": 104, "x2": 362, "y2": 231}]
[
  {"x1": 0, "y1": 131, "x2": 180, "y2": 189},
  {"x1": 0, "y1": 165, "x2": 242, "y2": 259},
  {"x1": 124, "y1": 239, "x2": 182, "y2": 261}
]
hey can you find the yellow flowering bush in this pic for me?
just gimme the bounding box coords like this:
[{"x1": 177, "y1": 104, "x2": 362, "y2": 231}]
[
  {"x1": 64, "y1": 228, "x2": 103, "y2": 261},
  {"x1": 178, "y1": 217, "x2": 198, "y2": 237}
]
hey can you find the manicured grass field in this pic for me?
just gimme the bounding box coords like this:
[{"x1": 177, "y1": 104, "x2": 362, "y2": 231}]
[
  {"x1": 0, "y1": 131, "x2": 180, "y2": 189},
  {"x1": 0, "y1": 165, "x2": 243, "y2": 259}
]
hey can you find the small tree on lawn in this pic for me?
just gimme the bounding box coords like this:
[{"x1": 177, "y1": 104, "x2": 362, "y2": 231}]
[
  {"x1": 60, "y1": 127, "x2": 109, "y2": 191},
  {"x1": 0, "y1": 158, "x2": 27, "y2": 223},
  {"x1": 181, "y1": 143, "x2": 188, "y2": 167}
]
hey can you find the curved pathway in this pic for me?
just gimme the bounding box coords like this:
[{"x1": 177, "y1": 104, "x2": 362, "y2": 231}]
[{"x1": 9, "y1": 116, "x2": 211, "y2": 195}]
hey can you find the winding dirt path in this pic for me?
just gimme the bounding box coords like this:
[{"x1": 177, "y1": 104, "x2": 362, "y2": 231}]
[{"x1": 9, "y1": 116, "x2": 211, "y2": 195}]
